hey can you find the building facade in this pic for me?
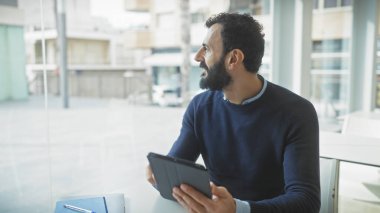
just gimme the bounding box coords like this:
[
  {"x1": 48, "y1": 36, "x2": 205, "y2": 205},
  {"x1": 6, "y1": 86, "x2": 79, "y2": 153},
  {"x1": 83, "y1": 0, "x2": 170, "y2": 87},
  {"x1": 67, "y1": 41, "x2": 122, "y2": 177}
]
[
  {"x1": 20, "y1": 0, "x2": 151, "y2": 99},
  {"x1": 0, "y1": 0, "x2": 28, "y2": 101}
]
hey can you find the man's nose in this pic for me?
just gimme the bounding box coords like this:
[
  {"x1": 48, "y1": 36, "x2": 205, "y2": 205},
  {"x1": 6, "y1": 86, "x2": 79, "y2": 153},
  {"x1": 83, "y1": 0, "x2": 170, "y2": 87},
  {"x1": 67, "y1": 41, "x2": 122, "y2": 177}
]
[{"x1": 194, "y1": 48, "x2": 204, "y2": 62}]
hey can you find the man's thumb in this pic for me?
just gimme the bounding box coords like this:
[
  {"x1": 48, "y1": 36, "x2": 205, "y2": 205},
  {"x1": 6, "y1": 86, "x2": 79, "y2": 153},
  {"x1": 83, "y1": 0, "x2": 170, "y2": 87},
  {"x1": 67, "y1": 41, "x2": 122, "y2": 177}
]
[{"x1": 211, "y1": 182, "x2": 229, "y2": 198}]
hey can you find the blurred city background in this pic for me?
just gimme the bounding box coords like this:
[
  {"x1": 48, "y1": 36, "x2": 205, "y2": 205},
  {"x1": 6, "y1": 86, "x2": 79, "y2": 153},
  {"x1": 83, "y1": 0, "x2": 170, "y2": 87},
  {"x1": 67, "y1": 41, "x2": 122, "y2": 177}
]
[{"x1": 1, "y1": 0, "x2": 380, "y2": 212}]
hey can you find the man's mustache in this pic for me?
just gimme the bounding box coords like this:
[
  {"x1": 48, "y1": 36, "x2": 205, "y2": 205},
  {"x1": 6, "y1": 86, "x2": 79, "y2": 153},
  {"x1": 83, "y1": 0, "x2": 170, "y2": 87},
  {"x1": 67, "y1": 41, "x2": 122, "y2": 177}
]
[{"x1": 199, "y1": 61, "x2": 208, "y2": 70}]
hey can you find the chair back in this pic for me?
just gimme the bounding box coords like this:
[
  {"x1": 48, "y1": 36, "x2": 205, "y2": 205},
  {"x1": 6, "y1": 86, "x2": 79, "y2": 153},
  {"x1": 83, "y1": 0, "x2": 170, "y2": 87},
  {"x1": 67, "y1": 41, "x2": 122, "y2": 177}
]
[{"x1": 320, "y1": 157, "x2": 339, "y2": 213}]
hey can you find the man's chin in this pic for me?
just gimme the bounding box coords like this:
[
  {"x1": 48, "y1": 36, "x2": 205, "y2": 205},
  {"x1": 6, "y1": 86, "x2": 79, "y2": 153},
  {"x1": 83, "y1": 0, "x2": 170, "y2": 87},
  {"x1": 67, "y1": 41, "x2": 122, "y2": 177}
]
[
  {"x1": 199, "y1": 81, "x2": 223, "y2": 91},
  {"x1": 199, "y1": 78, "x2": 211, "y2": 90}
]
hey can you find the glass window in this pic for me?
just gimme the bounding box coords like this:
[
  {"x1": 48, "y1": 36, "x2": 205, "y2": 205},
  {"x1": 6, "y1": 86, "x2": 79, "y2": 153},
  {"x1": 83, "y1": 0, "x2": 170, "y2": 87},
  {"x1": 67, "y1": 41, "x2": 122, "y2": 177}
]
[
  {"x1": 312, "y1": 57, "x2": 348, "y2": 70},
  {"x1": 191, "y1": 12, "x2": 206, "y2": 24},
  {"x1": 324, "y1": 0, "x2": 338, "y2": 8},
  {"x1": 313, "y1": 0, "x2": 319, "y2": 10},
  {"x1": 376, "y1": 38, "x2": 380, "y2": 109},
  {"x1": 311, "y1": 74, "x2": 348, "y2": 117},
  {"x1": 153, "y1": 66, "x2": 181, "y2": 88},
  {"x1": 311, "y1": 3, "x2": 351, "y2": 120},
  {"x1": 377, "y1": 75, "x2": 380, "y2": 108},
  {"x1": 312, "y1": 39, "x2": 349, "y2": 53},
  {"x1": 229, "y1": 0, "x2": 270, "y2": 16},
  {"x1": 0, "y1": 7, "x2": 48, "y2": 213},
  {"x1": 157, "y1": 12, "x2": 174, "y2": 29},
  {"x1": 2, "y1": 0, "x2": 157, "y2": 212},
  {"x1": 341, "y1": 0, "x2": 352, "y2": 7}
]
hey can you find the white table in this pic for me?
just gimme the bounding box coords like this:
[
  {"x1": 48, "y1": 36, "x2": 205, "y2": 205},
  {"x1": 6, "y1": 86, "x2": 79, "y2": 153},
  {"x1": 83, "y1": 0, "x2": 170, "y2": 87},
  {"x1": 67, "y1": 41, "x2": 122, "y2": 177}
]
[
  {"x1": 320, "y1": 131, "x2": 380, "y2": 211},
  {"x1": 125, "y1": 180, "x2": 186, "y2": 213},
  {"x1": 320, "y1": 131, "x2": 380, "y2": 166}
]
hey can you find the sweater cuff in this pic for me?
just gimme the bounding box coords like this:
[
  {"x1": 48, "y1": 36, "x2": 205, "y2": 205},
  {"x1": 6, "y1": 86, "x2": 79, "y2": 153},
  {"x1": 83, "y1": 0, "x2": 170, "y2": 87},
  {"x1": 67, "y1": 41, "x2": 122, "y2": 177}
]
[{"x1": 235, "y1": 198, "x2": 250, "y2": 213}]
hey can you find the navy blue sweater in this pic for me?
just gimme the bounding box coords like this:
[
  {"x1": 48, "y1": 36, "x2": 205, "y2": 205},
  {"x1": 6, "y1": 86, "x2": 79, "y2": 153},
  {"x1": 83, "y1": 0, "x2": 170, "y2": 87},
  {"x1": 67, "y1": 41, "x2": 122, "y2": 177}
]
[{"x1": 168, "y1": 81, "x2": 320, "y2": 212}]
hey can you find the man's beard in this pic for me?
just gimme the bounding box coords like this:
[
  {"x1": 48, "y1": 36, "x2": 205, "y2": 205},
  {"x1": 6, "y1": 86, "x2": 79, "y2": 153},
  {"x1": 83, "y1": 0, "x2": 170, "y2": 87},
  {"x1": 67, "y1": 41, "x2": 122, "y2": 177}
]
[{"x1": 199, "y1": 55, "x2": 232, "y2": 91}]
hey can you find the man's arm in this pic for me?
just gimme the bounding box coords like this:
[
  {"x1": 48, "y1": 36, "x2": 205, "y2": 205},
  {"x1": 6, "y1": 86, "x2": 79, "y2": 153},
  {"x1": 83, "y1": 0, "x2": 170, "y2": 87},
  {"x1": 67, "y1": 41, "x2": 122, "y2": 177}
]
[
  {"x1": 168, "y1": 99, "x2": 201, "y2": 161},
  {"x1": 248, "y1": 101, "x2": 321, "y2": 212}
]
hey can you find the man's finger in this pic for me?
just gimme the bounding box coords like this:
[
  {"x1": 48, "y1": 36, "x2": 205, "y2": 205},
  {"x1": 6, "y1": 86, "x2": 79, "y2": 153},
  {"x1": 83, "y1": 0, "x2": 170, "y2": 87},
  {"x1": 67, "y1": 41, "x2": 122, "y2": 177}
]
[
  {"x1": 145, "y1": 165, "x2": 156, "y2": 185},
  {"x1": 173, "y1": 186, "x2": 206, "y2": 213},
  {"x1": 210, "y1": 183, "x2": 230, "y2": 199},
  {"x1": 173, "y1": 192, "x2": 190, "y2": 210},
  {"x1": 180, "y1": 184, "x2": 212, "y2": 207}
]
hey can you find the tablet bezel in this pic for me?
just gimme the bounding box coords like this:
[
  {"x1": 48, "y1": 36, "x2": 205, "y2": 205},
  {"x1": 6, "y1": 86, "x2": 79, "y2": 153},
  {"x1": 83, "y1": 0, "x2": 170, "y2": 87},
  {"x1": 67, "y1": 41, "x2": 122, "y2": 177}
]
[{"x1": 147, "y1": 152, "x2": 212, "y2": 201}]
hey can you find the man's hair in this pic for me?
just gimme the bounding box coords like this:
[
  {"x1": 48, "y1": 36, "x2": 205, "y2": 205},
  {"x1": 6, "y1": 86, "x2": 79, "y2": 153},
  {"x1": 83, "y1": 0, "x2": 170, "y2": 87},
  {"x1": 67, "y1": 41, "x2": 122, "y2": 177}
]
[{"x1": 205, "y1": 13, "x2": 265, "y2": 73}]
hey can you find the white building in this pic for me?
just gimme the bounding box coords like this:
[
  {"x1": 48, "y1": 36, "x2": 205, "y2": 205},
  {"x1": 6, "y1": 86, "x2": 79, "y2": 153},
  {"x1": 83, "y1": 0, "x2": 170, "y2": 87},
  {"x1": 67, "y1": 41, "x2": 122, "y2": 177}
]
[
  {"x1": 0, "y1": 0, "x2": 28, "y2": 101},
  {"x1": 20, "y1": 0, "x2": 151, "y2": 99}
]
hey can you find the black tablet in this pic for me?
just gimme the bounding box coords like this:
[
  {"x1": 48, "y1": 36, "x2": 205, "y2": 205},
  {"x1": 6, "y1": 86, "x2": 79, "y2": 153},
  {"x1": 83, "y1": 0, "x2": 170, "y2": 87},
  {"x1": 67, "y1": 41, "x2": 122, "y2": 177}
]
[{"x1": 147, "y1": 152, "x2": 212, "y2": 201}]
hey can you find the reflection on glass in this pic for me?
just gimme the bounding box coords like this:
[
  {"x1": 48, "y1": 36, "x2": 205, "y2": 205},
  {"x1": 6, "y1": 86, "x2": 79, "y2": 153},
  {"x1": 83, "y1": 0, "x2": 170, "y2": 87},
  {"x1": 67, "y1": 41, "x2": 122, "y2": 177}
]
[
  {"x1": 338, "y1": 162, "x2": 380, "y2": 213},
  {"x1": 312, "y1": 58, "x2": 349, "y2": 70},
  {"x1": 377, "y1": 75, "x2": 380, "y2": 108},
  {"x1": 311, "y1": 4, "x2": 351, "y2": 119},
  {"x1": 341, "y1": 0, "x2": 352, "y2": 7},
  {"x1": 376, "y1": 38, "x2": 380, "y2": 109},
  {"x1": 312, "y1": 39, "x2": 349, "y2": 53},
  {"x1": 311, "y1": 74, "x2": 348, "y2": 118},
  {"x1": 0, "y1": 5, "x2": 49, "y2": 213},
  {"x1": 229, "y1": 0, "x2": 270, "y2": 15},
  {"x1": 324, "y1": 0, "x2": 338, "y2": 8},
  {"x1": 313, "y1": 0, "x2": 319, "y2": 10}
]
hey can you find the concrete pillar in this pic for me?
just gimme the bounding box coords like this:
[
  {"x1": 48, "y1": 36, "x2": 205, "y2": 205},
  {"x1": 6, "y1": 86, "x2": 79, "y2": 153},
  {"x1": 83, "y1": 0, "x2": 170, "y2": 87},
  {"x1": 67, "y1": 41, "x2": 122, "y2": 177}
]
[{"x1": 349, "y1": 0, "x2": 379, "y2": 112}]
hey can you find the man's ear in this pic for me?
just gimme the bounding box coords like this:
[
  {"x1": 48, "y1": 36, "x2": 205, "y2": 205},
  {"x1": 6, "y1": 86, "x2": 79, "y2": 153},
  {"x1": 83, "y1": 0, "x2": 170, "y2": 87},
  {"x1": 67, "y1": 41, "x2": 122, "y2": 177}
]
[{"x1": 226, "y1": 49, "x2": 244, "y2": 70}]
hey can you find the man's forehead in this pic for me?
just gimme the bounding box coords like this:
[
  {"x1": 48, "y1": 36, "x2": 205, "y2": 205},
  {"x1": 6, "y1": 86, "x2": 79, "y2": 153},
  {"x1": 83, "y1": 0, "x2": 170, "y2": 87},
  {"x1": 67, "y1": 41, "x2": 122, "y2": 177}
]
[{"x1": 203, "y1": 24, "x2": 223, "y2": 46}]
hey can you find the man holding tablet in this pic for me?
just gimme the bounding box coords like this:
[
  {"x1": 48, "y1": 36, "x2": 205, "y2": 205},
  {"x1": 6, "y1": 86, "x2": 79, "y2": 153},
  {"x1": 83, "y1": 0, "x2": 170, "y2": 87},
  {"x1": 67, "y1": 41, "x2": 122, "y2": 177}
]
[{"x1": 146, "y1": 13, "x2": 320, "y2": 213}]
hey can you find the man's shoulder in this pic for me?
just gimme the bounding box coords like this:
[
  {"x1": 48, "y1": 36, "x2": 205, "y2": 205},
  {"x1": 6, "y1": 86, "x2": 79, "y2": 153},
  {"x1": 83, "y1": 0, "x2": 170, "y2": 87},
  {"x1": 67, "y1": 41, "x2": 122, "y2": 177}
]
[
  {"x1": 191, "y1": 90, "x2": 221, "y2": 106},
  {"x1": 267, "y1": 82, "x2": 316, "y2": 113}
]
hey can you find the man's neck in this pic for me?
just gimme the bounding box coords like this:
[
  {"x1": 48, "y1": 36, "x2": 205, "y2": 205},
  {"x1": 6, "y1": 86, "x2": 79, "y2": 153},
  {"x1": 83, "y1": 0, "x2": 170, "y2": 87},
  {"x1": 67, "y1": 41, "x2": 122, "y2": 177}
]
[{"x1": 223, "y1": 73, "x2": 263, "y2": 105}]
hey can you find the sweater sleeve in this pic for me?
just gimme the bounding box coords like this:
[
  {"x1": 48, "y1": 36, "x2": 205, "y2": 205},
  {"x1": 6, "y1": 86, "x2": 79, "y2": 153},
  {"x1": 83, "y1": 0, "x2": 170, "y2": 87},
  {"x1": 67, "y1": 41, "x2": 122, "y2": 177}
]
[
  {"x1": 248, "y1": 101, "x2": 321, "y2": 213},
  {"x1": 168, "y1": 98, "x2": 201, "y2": 162}
]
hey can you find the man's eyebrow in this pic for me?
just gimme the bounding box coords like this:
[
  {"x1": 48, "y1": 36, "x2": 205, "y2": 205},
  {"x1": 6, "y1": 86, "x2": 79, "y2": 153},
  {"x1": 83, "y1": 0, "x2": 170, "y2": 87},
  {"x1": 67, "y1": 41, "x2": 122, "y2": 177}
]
[{"x1": 202, "y1": 43, "x2": 209, "y2": 48}]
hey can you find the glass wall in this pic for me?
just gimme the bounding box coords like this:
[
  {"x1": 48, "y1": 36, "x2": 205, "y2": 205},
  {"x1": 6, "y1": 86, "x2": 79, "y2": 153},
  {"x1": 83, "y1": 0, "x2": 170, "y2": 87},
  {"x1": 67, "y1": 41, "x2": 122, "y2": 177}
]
[
  {"x1": 2, "y1": 0, "x2": 380, "y2": 212},
  {"x1": 310, "y1": 0, "x2": 352, "y2": 119},
  {"x1": 0, "y1": 17, "x2": 50, "y2": 213},
  {"x1": 1, "y1": 0, "x2": 167, "y2": 212},
  {"x1": 376, "y1": 38, "x2": 380, "y2": 109}
]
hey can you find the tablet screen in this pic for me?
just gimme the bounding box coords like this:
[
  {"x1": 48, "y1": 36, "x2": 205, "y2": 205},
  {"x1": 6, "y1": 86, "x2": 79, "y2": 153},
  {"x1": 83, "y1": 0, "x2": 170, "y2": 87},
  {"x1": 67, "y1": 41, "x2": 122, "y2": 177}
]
[{"x1": 147, "y1": 152, "x2": 212, "y2": 201}]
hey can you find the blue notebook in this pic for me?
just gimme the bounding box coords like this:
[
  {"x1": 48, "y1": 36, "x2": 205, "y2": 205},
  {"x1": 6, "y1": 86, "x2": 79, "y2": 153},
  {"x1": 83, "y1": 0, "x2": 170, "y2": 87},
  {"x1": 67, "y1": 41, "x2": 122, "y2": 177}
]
[{"x1": 55, "y1": 196, "x2": 108, "y2": 213}]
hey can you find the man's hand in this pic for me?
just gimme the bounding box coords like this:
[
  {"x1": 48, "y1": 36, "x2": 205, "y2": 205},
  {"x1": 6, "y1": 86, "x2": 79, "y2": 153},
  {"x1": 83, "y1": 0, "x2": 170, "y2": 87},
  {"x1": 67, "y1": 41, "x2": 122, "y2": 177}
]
[
  {"x1": 145, "y1": 165, "x2": 156, "y2": 186},
  {"x1": 172, "y1": 182, "x2": 236, "y2": 213}
]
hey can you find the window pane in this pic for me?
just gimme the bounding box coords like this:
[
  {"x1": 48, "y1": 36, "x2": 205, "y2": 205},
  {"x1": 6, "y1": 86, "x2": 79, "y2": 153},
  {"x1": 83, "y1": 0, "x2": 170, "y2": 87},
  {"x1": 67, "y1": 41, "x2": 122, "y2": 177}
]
[
  {"x1": 312, "y1": 39, "x2": 349, "y2": 53},
  {"x1": 341, "y1": 0, "x2": 352, "y2": 7},
  {"x1": 377, "y1": 48, "x2": 380, "y2": 108},
  {"x1": 377, "y1": 75, "x2": 380, "y2": 108},
  {"x1": 229, "y1": 0, "x2": 271, "y2": 16},
  {"x1": 312, "y1": 57, "x2": 348, "y2": 70},
  {"x1": 324, "y1": 0, "x2": 338, "y2": 8},
  {"x1": 311, "y1": 4, "x2": 351, "y2": 120},
  {"x1": 310, "y1": 74, "x2": 349, "y2": 117},
  {"x1": 0, "y1": 10, "x2": 49, "y2": 213},
  {"x1": 313, "y1": 0, "x2": 319, "y2": 10}
]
